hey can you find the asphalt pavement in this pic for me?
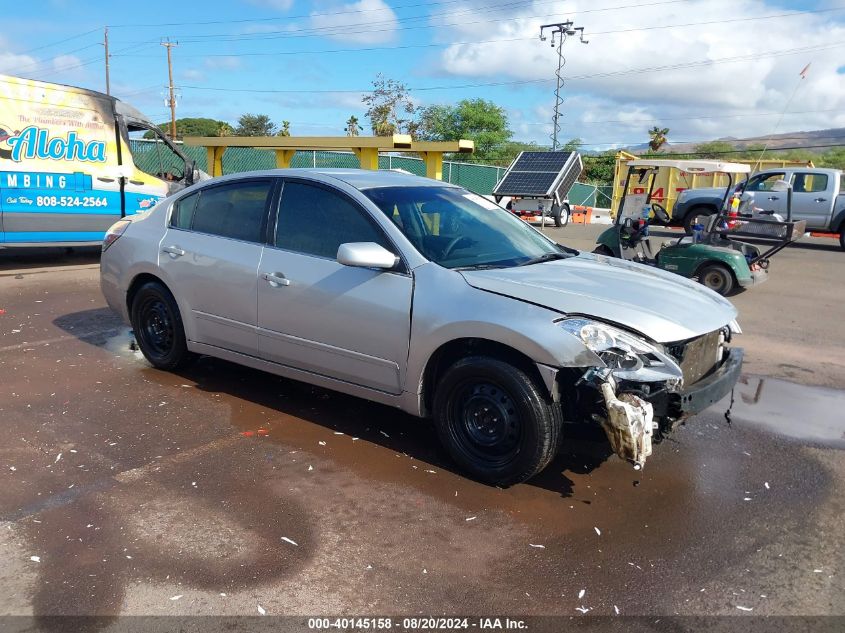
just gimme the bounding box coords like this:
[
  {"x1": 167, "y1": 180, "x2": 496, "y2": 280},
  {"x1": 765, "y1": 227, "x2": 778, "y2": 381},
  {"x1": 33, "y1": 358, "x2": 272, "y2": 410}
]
[{"x1": 0, "y1": 231, "x2": 843, "y2": 624}]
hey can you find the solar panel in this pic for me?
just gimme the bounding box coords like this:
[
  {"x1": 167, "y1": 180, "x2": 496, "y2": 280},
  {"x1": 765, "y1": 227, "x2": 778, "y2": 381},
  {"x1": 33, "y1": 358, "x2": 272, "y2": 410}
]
[{"x1": 493, "y1": 151, "x2": 583, "y2": 201}]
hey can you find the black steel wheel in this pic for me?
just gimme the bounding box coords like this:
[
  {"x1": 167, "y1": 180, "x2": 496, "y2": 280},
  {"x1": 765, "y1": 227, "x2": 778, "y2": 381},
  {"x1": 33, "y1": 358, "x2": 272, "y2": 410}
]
[
  {"x1": 433, "y1": 357, "x2": 562, "y2": 486},
  {"x1": 698, "y1": 263, "x2": 735, "y2": 296},
  {"x1": 130, "y1": 281, "x2": 193, "y2": 370}
]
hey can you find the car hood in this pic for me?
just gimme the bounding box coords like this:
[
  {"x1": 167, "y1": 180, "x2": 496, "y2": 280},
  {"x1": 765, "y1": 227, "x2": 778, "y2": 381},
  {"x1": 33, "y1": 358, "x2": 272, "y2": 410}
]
[{"x1": 459, "y1": 253, "x2": 737, "y2": 343}]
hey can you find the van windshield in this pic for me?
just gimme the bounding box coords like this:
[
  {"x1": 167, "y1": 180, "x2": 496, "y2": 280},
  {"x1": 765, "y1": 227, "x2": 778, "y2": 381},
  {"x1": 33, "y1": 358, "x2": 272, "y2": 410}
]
[{"x1": 363, "y1": 186, "x2": 569, "y2": 269}]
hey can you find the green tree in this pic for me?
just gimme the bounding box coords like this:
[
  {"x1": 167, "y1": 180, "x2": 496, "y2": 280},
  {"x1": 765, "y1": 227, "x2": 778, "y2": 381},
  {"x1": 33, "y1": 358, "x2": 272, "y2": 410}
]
[
  {"x1": 345, "y1": 115, "x2": 361, "y2": 137},
  {"x1": 362, "y1": 74, "x2": 417, "y2": 136},
  {"x1": 648, "y1": 126, "x2": 670, "y2": 152},
  {"x1": 277, "y1": 120, "x2": 291, "y2": 137},
  {"x1": 416, "y1": 98, "x2": 512, "y2": 161},
  {"x1": 692, "y1": 140, "x2": 736, "y2": 158},
  {"x1": 143, "y1": 117, "x2": 230, "y2": 139},
  {"x1": 562, "y1": 137, "x2": 582, "y2": 152},
  {"x1": 235, "y1": 113, "x2": 277, "y2": 136},
  {"x1": 217, "y1": 122, "x2": 234, "y2": 137}
]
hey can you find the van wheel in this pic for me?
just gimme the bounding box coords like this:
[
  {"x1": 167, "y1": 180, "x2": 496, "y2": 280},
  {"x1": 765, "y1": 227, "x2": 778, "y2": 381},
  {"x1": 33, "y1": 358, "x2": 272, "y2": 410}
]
[
  {"x1": 698, "y1": 263, "x2": 735, "y2": 296},
  {"x1": 130, "y1": 281, "x2": 193, "y2": 370},
  {"x1": 683, "y1": 207, "x2": 714, "y2": 234},
  {"x1": 433, "y1": 357, "x2": 562, "y2": 487}
]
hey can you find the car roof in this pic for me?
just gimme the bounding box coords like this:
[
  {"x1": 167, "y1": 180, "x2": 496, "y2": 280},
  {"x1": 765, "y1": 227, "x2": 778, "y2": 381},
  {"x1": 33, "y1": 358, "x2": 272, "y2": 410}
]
[{"x1": 198, "y1": 168, "x2": 462, "y2": 191}]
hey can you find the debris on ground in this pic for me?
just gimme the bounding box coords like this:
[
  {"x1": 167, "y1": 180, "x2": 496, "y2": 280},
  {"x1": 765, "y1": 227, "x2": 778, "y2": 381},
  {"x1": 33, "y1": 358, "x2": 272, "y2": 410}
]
[
  {"x1": 529, "y1": 544, "x2": 545, "y2": 549},
  {"x1": 29, "y1": 556, "x2": 40, "y2": 563},
  {"x1": 578, "y1": 589, "x2": 586, "y2": 599},
  {"x1": 594, "y1": 527, "x2": 601, "y2": 536},
  {"x1": 170, "y1": 595, "x2": 182, "y2": 601},
  {"x1": 258, "y1": 604, "x2": 266, "y2": 615},
  {"x1": 736, "y1": 606, "x2": 753, "y2": 611},
  {"x1": 281, "y1": 537, "x2": 298, "y2": 546},
  {"x1": 318, "y1": 441, "x2": 326, "y2": 446},
  {"x1": 465, "y1": 516, "x2": 477, "y2": 521}
]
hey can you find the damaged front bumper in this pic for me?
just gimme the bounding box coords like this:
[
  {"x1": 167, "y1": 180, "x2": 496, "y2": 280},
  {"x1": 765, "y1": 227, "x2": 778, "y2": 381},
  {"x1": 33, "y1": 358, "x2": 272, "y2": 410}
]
[{"x1": 565, "y1": 347, "x2": 743, "y2": 469}]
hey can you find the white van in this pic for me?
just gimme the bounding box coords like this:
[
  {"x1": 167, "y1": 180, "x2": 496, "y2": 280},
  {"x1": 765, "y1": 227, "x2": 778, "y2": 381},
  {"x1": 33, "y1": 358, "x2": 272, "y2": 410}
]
[{"x1": 0, "y1": 74, "x2": 205, "y2": 247}]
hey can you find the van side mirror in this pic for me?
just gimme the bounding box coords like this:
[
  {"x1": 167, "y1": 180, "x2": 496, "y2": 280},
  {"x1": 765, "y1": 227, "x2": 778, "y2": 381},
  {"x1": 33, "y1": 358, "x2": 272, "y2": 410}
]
[
  {"x1": 337, "y1": 242, "x2": 399, "y2": 270},
  {"x1": 185, "y1": 160, "x2": 196, "y2": 185}
]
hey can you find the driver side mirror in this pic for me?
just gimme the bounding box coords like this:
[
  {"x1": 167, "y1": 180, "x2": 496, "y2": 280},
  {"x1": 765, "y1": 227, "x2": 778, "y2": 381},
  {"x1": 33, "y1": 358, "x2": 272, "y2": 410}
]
[{"x1": 337, "y1": 242, "x2": 399, "y2": 270}]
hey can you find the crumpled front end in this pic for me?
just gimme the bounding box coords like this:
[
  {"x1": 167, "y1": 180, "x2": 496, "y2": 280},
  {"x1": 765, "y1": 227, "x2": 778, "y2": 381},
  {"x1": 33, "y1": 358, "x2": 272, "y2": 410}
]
[{"x1": 553, "y1": 320, "x2": 742, "y2": 468}]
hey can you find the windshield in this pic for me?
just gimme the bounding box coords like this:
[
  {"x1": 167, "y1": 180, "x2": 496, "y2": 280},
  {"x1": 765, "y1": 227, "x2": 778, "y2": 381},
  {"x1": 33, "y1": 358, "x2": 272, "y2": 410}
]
[{"x1": 363, "y1": 186, "x2": 567, "y2": 269}]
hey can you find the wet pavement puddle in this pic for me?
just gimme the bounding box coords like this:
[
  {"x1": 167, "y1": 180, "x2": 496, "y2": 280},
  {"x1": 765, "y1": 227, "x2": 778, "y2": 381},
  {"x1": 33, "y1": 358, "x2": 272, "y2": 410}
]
[{"x1": 722, "y1": 374, "x2": 845, "y2": 447}]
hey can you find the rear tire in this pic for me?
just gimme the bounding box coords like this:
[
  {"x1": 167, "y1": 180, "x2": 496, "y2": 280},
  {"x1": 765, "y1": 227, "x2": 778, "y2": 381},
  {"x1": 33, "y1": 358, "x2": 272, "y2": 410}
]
[
  {"x1": 130, "y1": 281, "x2": 194, "y2": 370},
  {"x1": 433, "y1": 357, "x2": 562, "y2": 487},
  {"x1": 683, "y1": 206, "x2": 714, "y2": 234},
  {"x1": 698, "y1": 263, "x2": 735, "y2": 296}
]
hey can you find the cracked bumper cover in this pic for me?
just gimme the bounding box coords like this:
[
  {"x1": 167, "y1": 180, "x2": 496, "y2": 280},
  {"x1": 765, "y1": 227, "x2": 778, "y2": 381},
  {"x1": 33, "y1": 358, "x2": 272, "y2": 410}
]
[{"x1": 673, "y1": 347, "x2": 744, "y2": 417}]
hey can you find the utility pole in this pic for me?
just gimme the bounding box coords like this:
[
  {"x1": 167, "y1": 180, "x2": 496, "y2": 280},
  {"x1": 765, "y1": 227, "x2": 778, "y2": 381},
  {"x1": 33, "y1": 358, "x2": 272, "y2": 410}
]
[
  {"x1": 539, "y1": 22, "x2": 588, "y2": 151},
  {"x1": 103, "y1": 27, "x2": 110, "y2": 95},
  {"x1": 161, "y1": 39, "x2": 178, "y2": 139}
]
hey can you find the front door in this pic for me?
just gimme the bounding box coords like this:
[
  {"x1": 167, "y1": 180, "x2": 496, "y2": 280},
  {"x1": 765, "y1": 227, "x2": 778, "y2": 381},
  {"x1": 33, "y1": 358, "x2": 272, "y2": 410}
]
[
  {"x1": 159, "y1": 178, "x2": 275, "y2": 355},
  {"x1": 257, "y1": 179, "x2": 413, "y2": 394}
]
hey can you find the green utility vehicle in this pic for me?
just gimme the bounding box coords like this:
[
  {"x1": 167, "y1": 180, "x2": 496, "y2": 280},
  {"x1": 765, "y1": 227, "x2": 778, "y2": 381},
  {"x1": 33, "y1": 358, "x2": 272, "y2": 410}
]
[{"x1": 594, "y1": 159, "x2": 806, "y2": 296}]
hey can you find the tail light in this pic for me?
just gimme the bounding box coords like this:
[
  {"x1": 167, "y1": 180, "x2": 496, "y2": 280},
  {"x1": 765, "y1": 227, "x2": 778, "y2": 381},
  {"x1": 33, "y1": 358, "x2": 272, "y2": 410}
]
[{"x1": 102, "y1": 219, "x2": 132, "y2": 252}]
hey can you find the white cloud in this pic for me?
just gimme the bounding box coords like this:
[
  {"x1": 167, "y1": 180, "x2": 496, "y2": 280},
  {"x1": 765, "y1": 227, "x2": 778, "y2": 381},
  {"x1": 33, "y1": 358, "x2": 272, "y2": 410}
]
[
  {"x1": 0, "y1": 34, "x2": 39, "y2": 76},
  {"x1": 433, "y1": 0, "x2": 845, "y2": 143},
  {"x1": 310, "y1": 0, "x2": 398, "y2": 44},
  {"x1": 181, "y1": 68, "x2": 206, "y2": 81},
  {"x1": 245, "y1": 0, "x2": 295, "y2": 10},
  {"x1": 52, "y1": 54, "x2": 82, "y2": 72},
  {"x1": 204, "y1": 56, "x2": 243, "y2": 70}
]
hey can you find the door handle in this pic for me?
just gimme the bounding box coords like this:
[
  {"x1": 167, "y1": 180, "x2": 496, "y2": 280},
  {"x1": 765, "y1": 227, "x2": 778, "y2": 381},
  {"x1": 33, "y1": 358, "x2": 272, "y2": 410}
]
[
  {"x1": 129, "y1": 179, "x2": 145, "y2": 186},
  {"x1": 261, "y1": 272, "x2": 291, "y2": 287},
  {"x1": 162, "y1": 245, "x2": 185, "y2": 257},
  {"x1": 96, "y1": 176, "x2": 116, "y2": 183},
  {"x1": 767, "y1": 196, "x2": 779, "y2": 201},
  {"x1": 814, "y1": 197, "x2": 827, "y2": 202}
]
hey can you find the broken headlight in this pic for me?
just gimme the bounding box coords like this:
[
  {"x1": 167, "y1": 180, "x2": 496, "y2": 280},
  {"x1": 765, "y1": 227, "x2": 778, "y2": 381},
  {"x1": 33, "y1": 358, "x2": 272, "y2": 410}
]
[
  {"x1": 558, "y1": 318, "x2": 683, "y2": 384},
  {"x1": 559, "y1": 318, "x2": 658, "y2": 370}
]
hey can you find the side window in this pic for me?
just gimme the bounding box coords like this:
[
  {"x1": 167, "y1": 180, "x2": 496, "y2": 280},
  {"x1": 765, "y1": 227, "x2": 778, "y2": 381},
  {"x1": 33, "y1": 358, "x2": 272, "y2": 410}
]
[
  {"x1": 792, "y1": 173, "x2": 828, "y2": 193},
  {"x1": 746, "y1": 173, "x2": 785, "y2": 192},
  {"x1": 191, "y1": 180, "x2": 273, "y2": 242},
  {"x1": 171, "y1": 191, "x2": 198, "y2": 229},
  {"x1": 275, "y1": 181, "x2": 390, "y2": 258},
  {"x1": 128, "y1": 128, "x2": 187, "y2": 182}
]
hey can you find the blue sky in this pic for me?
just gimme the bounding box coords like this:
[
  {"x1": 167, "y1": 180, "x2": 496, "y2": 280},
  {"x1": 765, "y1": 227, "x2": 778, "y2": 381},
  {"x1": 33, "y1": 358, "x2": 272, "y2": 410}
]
[{"x1": 3, "y1": 0, "x2": 844, "y2": 150}]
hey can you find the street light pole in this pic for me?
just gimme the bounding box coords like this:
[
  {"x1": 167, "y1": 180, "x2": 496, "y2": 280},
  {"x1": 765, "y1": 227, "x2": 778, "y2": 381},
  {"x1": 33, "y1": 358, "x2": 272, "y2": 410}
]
[{"x1": 539, "y1": 22, "x2": 588, "y2": 151}]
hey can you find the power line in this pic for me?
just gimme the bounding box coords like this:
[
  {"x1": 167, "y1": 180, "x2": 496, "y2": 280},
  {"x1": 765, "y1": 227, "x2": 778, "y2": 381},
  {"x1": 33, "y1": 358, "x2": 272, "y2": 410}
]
[
  {"x1": 14, "y1": 27, "x2": 101, "y2": 55},
  {"x1": 519, "y1": 108, "x2": 845, "y2": 126},
  {"x1": 175, "y1": 39, "x2": 845, "y2": 94}
]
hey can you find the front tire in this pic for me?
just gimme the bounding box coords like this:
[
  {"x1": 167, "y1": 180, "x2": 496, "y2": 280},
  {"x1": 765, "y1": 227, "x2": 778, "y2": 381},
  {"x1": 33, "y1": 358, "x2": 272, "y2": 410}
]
[
  {"x1": 433, "y1": 357, "x2": 562, "y2": 487},
  {"x1": 130, "y1": 281, "x2": 194, "y2": 370},
  {"x1": 698, "y1": 263, "x2": 735, "y2": 296}
]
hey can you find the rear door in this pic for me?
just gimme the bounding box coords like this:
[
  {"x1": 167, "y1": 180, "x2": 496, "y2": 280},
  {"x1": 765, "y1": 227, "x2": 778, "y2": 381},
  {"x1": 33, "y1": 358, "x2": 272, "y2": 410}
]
[
  {"x1": 158, "y1": 178, "x2": 275, "y2": 355},
  {"x1": 257, "y1": 179, "x2": 413, "y2": 394},
  {"x1": 789, "y1": 171, "x2": 833, "y2": 229}
]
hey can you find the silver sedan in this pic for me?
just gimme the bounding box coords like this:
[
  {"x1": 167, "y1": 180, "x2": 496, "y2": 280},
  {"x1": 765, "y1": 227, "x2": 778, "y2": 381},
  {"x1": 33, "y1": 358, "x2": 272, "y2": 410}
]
[{"x1": 101, "y1": 169, "x2": 743, "y2": 485}]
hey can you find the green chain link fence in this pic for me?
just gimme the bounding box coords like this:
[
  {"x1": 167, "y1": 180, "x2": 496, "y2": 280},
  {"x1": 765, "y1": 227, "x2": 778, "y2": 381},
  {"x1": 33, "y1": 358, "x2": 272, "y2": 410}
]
[{"x1": 130, "y1": 139, "x2": 611, "y2": 207}]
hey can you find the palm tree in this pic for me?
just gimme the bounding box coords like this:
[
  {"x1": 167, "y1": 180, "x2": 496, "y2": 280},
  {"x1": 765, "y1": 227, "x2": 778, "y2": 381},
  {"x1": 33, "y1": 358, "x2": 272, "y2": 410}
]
[
  {"x1": 346, "y1": 115, "x2": 361, "y2": 137},
  {"x1": 648, "y1": 126, "x2": 669, "y2": 152}
]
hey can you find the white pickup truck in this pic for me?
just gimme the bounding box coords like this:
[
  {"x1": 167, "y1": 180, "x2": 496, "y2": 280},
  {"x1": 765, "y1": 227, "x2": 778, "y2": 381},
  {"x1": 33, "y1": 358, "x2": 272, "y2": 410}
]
[{"x1": 672, "y1": 167, "x2": 845, "y2": 250}]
